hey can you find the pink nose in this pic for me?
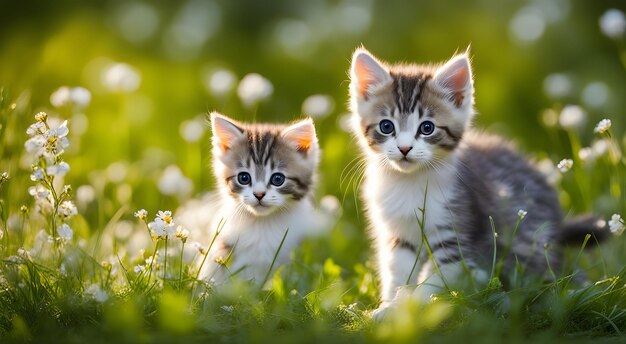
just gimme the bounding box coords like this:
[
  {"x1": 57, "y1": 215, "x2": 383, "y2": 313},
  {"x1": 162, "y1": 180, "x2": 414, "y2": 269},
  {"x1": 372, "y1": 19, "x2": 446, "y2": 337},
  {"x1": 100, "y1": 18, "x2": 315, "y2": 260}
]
[
  {"x1": 398, "y1": 146, "x2": 412, "y2": 156},
  {"x1": 254, "y1": 192, "x2": 266, "y2": 200}
]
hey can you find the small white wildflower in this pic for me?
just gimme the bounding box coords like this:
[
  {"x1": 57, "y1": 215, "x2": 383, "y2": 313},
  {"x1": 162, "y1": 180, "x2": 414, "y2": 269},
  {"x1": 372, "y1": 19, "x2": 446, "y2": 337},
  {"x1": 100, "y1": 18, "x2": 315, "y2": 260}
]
[
  {"x1": 134, "y1": 265, "x2": 146, "y2": 274},
  {"x1": 599, "y1": 9, "x2": 626, "y2": 39},
  {"x1": 58, "y1": 201, "x2": 78, "y2": 218},
  {"x1": 46, "y1": 162, "x2": 70, "y2": 177},
  {"x1": 28, "y1": 184, "x2": 50, "y2": 199},
  {"x1": 205, "y1": 69, "x2": 237, "y2": 97},
  {"x1": 0, "y1": 171, "x2": 9, "y2": 184},
  {"x1": 609, "y1": 214, "x2": 625, "y2": 236},
  {"x1": 175, "y1": 226, "x2": 189, "y2": 242},
  {"x1": 57, "y1": 223, "x2": 74, "y2": 240},
  {"x1": 24, "y1": 135, "x2": 46, "y2": 155},
  {"x1": 149, "y1": 210, "x2": 176, "y2": 237},
  {"x1": 30, "y1": 168, "x2": 45, "y2": 181},
  {"x1": 26, "y1": 121, "x2": 46, "y2": 136},
  {"x1": 237, "y1": 73, "x2": 273, "y2": 107},
  {"x1": 302, "y1": 94, "x2": 335, "y2": 118},
  {"x1": 592, "y1": 139, "x2": 609, "y2": 156},
  {"x1": 179, "y1": 119, "x2": 205, "y2": 143},
  {"x1": 134, "y1": 209, "x2": 148, "y2": 220},
  {"x1": 558, "y1": 105, "x2": 586, "y2": 129},
  {"x1": 557, "y1": 158, "x2": 573, "y2": 173},
  {"x1": 17, "y1": 248, "x2": 26, "y2": 256},
  {"x1": 157, "y1": 165, "x2": 192, "y2": 197},
  {"x1": 594, "y1": 119, "x2": 612, "y2": 134},
  {"x1": 103, "y1": 63, "x2": 141, "y2": 93},
  {"x1": 85, "y1": 284, "x2": 108, "y2": 303},
  {"x1": 578, "y1": 147, "x2": 594, "y2": 163},
  {"x1": 191, "y1": 241, "x2": 207, "y2": 255},
  {"x1": 517, "y1": 209, "x2": 528, "y2": 219},
  {"x1": 34, "y1": 111, "x2": 48, "y2": 122},
  {"x1": 69, "y1": 87, "x2": 92, "y2": 108}
]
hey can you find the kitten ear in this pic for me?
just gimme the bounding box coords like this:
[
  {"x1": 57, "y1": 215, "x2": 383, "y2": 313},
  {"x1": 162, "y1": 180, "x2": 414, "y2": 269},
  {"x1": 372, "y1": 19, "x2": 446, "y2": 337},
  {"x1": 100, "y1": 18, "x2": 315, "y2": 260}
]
[
  {"x1": 211, "y1": 112, "x2": 245, "y2": 152},
  {"x1": 281, "y1": 118, "x2": 317, "y2": 155},
  {"x1": 434, "y1": 54, "x2": 473, "y2": 108},
  {"x1": 350, "y1": 48, "x2": 390, "y2": 99}
]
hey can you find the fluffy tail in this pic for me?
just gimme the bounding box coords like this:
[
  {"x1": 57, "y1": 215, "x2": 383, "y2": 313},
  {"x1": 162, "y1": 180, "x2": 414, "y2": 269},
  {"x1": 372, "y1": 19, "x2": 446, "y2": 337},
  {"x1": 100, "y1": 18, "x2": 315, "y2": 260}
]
[{"x1": 558, "y1": 215, "x2": 609, "y2": 248}]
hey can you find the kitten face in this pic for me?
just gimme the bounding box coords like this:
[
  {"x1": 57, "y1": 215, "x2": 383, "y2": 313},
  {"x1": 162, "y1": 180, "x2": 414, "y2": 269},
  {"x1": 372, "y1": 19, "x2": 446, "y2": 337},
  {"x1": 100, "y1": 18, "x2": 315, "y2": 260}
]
[
  {"x1": 211, "y1": 113, "x2": 319, "y2": 216},
  {"x1": 349, "y1": 48, "x2": 475, "y2": 173}
]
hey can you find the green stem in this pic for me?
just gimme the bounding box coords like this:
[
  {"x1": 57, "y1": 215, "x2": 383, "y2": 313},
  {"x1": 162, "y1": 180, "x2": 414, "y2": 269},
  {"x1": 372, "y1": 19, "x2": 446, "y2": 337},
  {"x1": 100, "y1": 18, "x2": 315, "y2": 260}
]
[
  {"x1": 262, "y1": 228, "x2": 289, "y2": 287},
  {"x1": 146, "y1": 240, "x2": 160, "y2": 284},
  {"x1": 179, "y1": 241, "x2": 185, "y2": 290},
  {"x1": 163, "y1": 236, "x2": 168, "y2": 282}
]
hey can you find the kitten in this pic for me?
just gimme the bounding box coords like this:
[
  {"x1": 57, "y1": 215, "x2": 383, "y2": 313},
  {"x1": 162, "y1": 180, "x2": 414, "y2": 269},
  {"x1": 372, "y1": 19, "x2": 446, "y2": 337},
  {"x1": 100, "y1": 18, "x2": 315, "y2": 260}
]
[
  {"x1": 348, "y1": 47, "x2": 606, "y2": 318},
  {"x1": 180, "y1": 113, "x2": 335, "y2": 286}
]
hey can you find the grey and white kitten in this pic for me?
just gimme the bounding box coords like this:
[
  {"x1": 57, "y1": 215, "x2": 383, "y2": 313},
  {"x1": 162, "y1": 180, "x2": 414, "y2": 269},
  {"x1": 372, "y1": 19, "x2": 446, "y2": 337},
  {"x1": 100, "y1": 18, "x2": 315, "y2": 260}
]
[
  {"x1": 181, "y1": 113, "x2": 335, "y2": 285},
  {"x1": 348, "y1": 48, "x2": 605, "y2": 318}
]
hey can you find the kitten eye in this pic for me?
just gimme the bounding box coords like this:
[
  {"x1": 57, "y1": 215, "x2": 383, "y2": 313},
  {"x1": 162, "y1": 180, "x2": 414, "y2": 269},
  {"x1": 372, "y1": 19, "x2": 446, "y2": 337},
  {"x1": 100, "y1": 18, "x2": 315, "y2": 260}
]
[
  {"x1": 237, "y1": 172, "x2": 251, "y2": 185},
  {"x1": 379, "y1": 119, "x2": 395, "y2": 135},
  {"x1": 418, "y1": 121, "x2": 435, "y2": 136},
  {"x1": 270, "y1": 173, "x2": 286, "y2": 186}
]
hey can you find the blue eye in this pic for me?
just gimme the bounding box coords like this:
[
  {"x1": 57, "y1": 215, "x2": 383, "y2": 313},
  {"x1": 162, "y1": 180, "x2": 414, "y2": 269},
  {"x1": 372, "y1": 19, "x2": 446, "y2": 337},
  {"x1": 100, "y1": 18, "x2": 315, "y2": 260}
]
[
  {"x1": 379, "y1": 119, "x2": 395, "y2": 135},
  {"x1": 270, "y1": 173, "x2": 286, "y2": 186},
  {"x1": 419, "y1": 121, "x2": 435, "y2": 136},
  {"x1": 237, "y1": 172, "x2": 251, "y2": 185}
]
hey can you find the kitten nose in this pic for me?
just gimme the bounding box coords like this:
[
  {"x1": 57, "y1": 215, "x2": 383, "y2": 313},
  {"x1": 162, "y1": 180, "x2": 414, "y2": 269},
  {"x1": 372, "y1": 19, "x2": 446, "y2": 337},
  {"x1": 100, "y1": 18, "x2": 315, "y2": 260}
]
[
  {"x1": 398, "y1": 146, "x2": 412, "y2": 156},
  {"x1": 254, "y1": 192, "x2": 266, "y2": 200}
]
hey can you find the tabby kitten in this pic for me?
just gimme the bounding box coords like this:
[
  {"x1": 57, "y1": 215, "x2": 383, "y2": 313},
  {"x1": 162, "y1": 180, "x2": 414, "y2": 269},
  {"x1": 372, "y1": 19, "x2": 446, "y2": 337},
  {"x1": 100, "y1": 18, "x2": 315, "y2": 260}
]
[
  {"x1": 189, "y1": 113, "x2": 332, "y2": 285},
  {"x1": 348, "y1": 48, "x2": 605, "y2": 318}
]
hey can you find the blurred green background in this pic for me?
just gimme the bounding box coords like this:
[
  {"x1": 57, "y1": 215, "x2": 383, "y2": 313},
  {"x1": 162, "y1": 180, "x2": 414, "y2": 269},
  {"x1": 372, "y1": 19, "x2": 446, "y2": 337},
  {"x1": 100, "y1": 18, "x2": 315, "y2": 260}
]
[{"x1": 1, "y1": 0, "x2": 625, "y2": 271}]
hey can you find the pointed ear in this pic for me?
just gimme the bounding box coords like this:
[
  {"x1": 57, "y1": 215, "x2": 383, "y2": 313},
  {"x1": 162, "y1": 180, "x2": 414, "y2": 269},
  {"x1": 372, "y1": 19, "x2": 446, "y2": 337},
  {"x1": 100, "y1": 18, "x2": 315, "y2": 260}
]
[
  {"x1": 281, "y1": 118, "x2": 317, "y2": 155},
  {"x1": 211, "y1": 112, "x2": 244, "y2": 152},
  {"x1": 434, "y1": 54, "x2": 473, "y2": 108},
  {"x1": 350, "y1": 48, "x2": 390, "y2": 99}
]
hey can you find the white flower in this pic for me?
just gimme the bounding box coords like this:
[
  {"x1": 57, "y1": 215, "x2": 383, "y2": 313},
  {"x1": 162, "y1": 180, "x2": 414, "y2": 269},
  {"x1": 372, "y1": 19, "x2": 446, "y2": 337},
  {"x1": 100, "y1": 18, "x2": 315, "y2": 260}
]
[
  {"x1": 557, "y1": 159, "x2": 573, "y2": 173},
  {"x1": 28, "y1": 184, "x2": 50, "y2": 200},
  {"x1": 191, "y1": 241, "x2": 207, "y2": 255},
  {"x1": 558, "y1": 105, "x2": 586, "y2": 129},
  {"x1": 599, "y1": 9, "x2": 626, "y2": 39},
  {"x1": 134, "y1": 265, "x2": 146, "y2": 274},
  {"x1": 134, "y1": 209, "x2": 148, "y2": 220},
  {"x1": 609, "y1": 214, "x2": 625, "y2": 236},
  {"x1": 578, "y1": 147, "x2": 594, "y2": 163},
  {"x1": 179, "y1": 118, "x2": 205, "y2": 143},
  {"x1": 47, "y1": 162, "x2": 70, "y2": 177},
  {"x1": 205, "y1": 69, "x2": 237, "y2": 96},
  {"x1": 0, "y1": 171, "x2": 8, "y2": 183},
  {"x1": 30, "y1": 168, "x2": 45, "y2": 181},
  {"x1": 58, "y1": 201, "x2": 78, "y2": 218},
  {"x1": 148, "y1": 211, "x2": 176, "y2": 237},
  {"x1": 50, "y1": 86, "x2": 91, "y2": 108},
  {"x1": 594, "y1": 119, "x2": 612, "y2": 134},
  {"x1": 237, "y1": 73, "x2": 273, "y2": 107},
  {"x1": 157, "y1": 165, "x2": 192, "y2": 197},
  {"x1": 302, "y1": 94, "x2": 335, "y2": 118},
  {"x1": 34, "y1": 111, "x2": 48, "y2": 122},
  {"x1": 26, "y1": 121, "x2": 46, "y2": 137},
  {"x1": 103, "y1": 63, "x2": 141, "y2": 93},
  {"x1": 57, "y1": 223, "x2": 74, "y2": 240},
  {"x1": 85, "y1": 284, "x2": 108, "y2": 303},
  {"x1": 24, "y1": 135, "x2": 46, "y2": 155},
  {"x1": 175, "y1": 226, "x2": 189, "y2": 241},
  {"x1": 543, "y1": 73, "x2": 571, "y2": 98},
  {"x1": 517, "y1": 209, "x2": 528, "y2": 219}
]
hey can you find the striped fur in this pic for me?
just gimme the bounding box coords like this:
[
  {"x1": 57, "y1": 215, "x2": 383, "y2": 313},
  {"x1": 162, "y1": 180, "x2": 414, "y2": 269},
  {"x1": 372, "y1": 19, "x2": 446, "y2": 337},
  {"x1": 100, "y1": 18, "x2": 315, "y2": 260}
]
[{"x1": 349, "y1": 48, "x2": 606, "y2": 320}]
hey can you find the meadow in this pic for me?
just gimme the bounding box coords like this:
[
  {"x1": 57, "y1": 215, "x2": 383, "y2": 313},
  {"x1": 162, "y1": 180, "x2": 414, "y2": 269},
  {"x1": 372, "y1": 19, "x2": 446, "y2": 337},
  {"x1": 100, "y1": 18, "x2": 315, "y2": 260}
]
[{"x1": 1, "y1": 1, "x2": 626, "y2": 343}]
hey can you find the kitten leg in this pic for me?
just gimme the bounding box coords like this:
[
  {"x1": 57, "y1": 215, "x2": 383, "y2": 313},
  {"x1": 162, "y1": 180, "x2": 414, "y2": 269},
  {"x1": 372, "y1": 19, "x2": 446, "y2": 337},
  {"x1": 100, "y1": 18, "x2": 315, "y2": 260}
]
[{"x1": 372, "y1": 237, "x2": 421, "y2": 320}]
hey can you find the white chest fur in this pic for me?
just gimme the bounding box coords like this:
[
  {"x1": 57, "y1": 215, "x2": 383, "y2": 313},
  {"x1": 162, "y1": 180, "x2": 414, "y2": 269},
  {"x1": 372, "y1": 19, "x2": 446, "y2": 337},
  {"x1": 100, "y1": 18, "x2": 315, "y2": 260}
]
[
  {"x1": 203, "y1": 198, "x2": 325, "y2": 283},
  {"x1": 363, "y1": 159, "x2": 457, "y2": 245}
]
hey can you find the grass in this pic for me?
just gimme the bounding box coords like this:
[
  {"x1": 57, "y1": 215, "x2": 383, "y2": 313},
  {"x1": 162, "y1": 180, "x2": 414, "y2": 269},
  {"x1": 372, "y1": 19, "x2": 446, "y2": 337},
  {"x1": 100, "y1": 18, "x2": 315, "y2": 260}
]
[{"x1": 1, "y1": 75, "x2": 626, "y2": 343}]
